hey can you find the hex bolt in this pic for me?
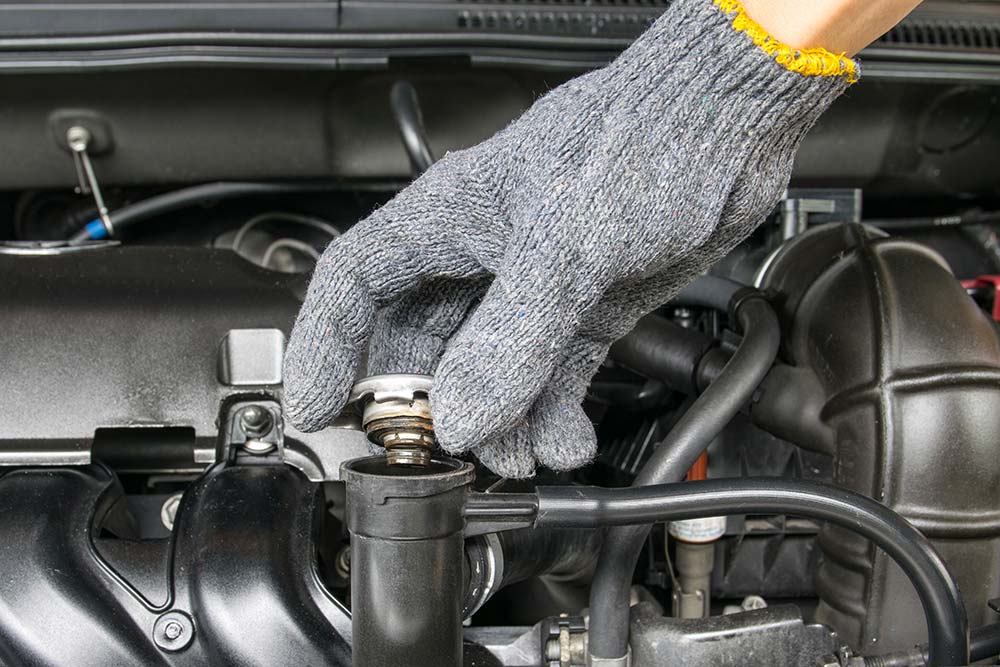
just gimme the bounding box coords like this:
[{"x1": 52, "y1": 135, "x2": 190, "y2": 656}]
[
  {"x1": 153, "y1": 611, "x2": 195, "y2": 652},
  {"x1": 163, "y1": 621, "x2": 183, "y2": 641},
  {"x1": 239, "y1": 405, "x2": 274, "y2": 438},
  {"x1": 243, "y1": 439, "x2": 276, "y2": 455}
]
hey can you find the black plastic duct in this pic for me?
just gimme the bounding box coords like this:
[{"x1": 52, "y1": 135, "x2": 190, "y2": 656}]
[{"x1": 753, "y1": 223, "x2": 1000, "y2": 652}]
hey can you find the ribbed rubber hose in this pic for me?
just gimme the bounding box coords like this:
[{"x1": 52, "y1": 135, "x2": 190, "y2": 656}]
[
  {"x1": 534, "y1": 479, "x2": 969, "y2": 667},
  {"x1": 587, "y1": 294, "x2": 780, "y2": 663}
]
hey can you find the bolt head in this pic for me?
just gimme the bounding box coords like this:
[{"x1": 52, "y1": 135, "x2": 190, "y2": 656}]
[
  {"x1": 814, "y1": 655, "x2": 841, "y2": 667},
  {"x1": 66, "y1": 126, "x2": 91, "y2": 152},
  {"x1": 741, "y1": 595, "x2": 767, "y2": 612},
  {"x1": 153, "y1": 611, "x2": 194, "y2": 652},
  {"x1": 163, "y1": 621, "x2": 183, "y2": 640},
  {"x1": 239, "y1": 405, "x2": 274, "y2": 438}
]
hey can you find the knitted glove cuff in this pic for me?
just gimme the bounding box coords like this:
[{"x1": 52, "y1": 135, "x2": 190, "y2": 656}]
[
  {"x1": 614, "y1": 0, "x2": 858, "y2": 159},
  {"x1": 712, "y1": 0, "x2": 860, "y2": 83}
]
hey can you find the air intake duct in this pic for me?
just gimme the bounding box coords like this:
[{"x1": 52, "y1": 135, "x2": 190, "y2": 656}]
[{"x1": 753, "y1": 223, "x2": 1000, "y2": 653}]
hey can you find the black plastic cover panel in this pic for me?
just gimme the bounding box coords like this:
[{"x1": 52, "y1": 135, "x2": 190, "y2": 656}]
[{"x1": 0, "y1": 246, "x2": 303, "y2": 457}]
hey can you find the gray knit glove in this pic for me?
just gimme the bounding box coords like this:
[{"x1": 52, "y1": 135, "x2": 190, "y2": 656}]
[{"x1": 283, "y1": 0, "x2": 855, "y2": 478}]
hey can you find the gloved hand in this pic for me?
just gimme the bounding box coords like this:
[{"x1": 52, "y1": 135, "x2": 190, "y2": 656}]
[{"x1": 283, "y1": 0, "x2": 855, "y2": 477}]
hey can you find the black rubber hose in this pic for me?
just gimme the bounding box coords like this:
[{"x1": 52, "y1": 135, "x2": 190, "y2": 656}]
[
  {"x1": 670, "y1": 274, "x2": 744, "y2": 311},
  {"x1": 67, "y1": 181, "x2": 336, "y2": 241},
  {"x1": 463, "y1": 524, "x2": 601, "y2": 616},
  {"x1": 534, "y1": 479, "x2": 968, "y2": 667},
  {"x1": 390, "y1": 80, "x2": 435, "y2": 176},
  {"x1": 609, "y1": 314, "x2": 717, "y2": 395},
  {"x1": 967, "y1": 624, "x2": 1000, "y2": 663},
  {"x1": 860, "y1": 623, "x2": 1000, "y2": 666},
  {"x1": 496, "y1": 527, "x2": 601, "y2": 588},
  {"x1": 634, "y1": 297, "x2": 776, "y2": 486},
  {"x1": 587, "y1": 295, "x2": 780, "y2": 663}
]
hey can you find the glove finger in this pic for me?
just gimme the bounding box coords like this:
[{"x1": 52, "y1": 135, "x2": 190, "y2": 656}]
[
  {"x1": 528, "y1": 389, "x2": 598, "y2": 472},
  {"x1": 528, "y1": 333, "x2": 607, "y2": 471},
  {"x1": 469, "y1": 426, "x2": 537, "y2": 480},
  {"x1": 283, "y1": 174, "x2": 486, "y2": 432},
  {"x1": 366, "y1": 277, "x2": 489, "y2": 376},
  {"x1": 432, "y1": 257, "x2": 610, "y2": 453}
]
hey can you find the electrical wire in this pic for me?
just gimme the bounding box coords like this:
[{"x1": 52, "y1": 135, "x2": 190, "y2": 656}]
[
  {"x1": 67, "y1": 181, "x2": 342, "y2": 241},
  {"x1": 865, "y1": 209, "x2": 1000, "y2": 231},
  {"x1": 390, "y1": 80, "x2": 435, "y2": 176},
  {"x1": 260, "y1": 238, "x2": 321, "y2": 269},
  {"x1": 231, "y1": 211, "x2": 340, "y2": 258}
]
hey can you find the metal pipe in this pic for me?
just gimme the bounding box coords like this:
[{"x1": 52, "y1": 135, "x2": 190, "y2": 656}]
[{"x1": 68, "y1": 181, "x2": 339, "y2": 241}]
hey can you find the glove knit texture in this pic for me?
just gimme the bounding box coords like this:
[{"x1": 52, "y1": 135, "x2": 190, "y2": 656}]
[{"x1": 283, "y1": 0, "x2": 855, "y2": 477}]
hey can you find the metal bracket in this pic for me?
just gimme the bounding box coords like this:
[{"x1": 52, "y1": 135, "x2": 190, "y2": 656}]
[
  {"x1": 224, "y1": 400, "x2": 284, "y2": 463},
  {"x1": 222, "y1": 398, "x2": 372, "y2": 481}
]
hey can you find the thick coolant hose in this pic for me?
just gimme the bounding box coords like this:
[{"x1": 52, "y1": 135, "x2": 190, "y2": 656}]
[
  {"x1": 632, "y1": 296, "x2": 776, "y2": 486},
  {"x1": 609, "y1": 314, "x2": 717, "y2": 395},
  {"x1": 671, "y1": 274, "x2": 744, "y2": 311},
  {"x1": 587, "y1": 294, "x2": 780, "y2": 664},
  {"x1": 531, "y1": 479, "x2": 969, "y2": 667},
  {"x1": 68, "y1": 181, "x2": 337, "y2": 241}
]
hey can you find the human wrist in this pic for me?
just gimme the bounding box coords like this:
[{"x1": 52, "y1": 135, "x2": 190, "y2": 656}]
[{"x1": 739, "y1": 0, "x2": 923, "y2": 57}]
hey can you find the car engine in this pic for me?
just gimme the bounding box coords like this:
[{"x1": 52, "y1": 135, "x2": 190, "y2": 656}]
[{"x1": 2, "y1": 2, "x2": 1000, "y2": 665}]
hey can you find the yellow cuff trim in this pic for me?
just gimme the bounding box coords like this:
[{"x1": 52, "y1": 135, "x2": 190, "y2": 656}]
[{"x1": 713, "y1": 0, "x2": 859, "y2": 84}]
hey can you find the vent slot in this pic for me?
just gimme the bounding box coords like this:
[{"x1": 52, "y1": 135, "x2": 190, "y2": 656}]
[
  {"x1": 879, "y1": 19, "x2": 1000, "y2": 50},
  {"x1": 456, "y1": 8, "x2": 662, "y2": 35}
]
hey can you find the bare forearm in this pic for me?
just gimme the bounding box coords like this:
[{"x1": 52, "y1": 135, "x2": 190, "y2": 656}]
[{"x1": 740, "y1": 0, "x2": 923, "y2": 56}]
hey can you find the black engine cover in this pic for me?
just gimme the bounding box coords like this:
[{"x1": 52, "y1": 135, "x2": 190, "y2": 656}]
[{"x1": 0, "y1": 245, "x2": 304, "y2": 463}]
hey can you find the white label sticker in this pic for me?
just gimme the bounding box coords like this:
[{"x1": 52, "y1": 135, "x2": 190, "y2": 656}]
[{"x1": 669, "y1": 516, "x2": 727, "y2": 543}]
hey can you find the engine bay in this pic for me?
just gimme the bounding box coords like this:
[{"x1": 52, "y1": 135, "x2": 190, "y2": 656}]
[{"x1": 3, "y1": 8, "x2": 1000, "y2": 665}]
